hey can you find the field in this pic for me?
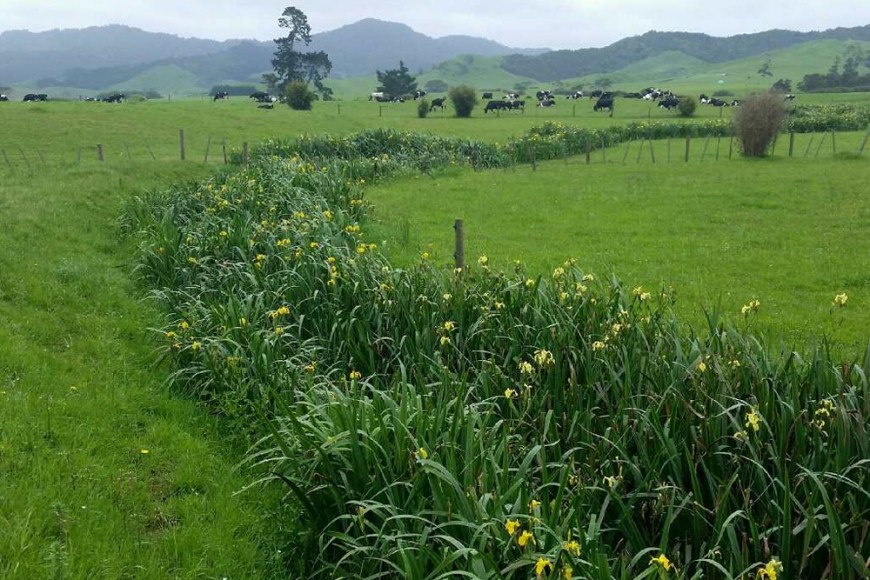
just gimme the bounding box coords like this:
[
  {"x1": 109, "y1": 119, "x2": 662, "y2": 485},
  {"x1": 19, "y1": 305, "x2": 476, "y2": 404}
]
[{"x1": 1, "y1": 95, "x2": 869, "y2": 578}]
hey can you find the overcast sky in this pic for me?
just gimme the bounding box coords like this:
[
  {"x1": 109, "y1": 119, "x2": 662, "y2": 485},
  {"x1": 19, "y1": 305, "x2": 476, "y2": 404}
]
[{"x1": 2, "y1": 0, "x2": 868, "y2": 49}]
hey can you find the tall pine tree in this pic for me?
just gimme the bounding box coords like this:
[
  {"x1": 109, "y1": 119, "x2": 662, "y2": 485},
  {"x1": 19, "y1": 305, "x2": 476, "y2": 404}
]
[
  {"x1": 376, "y1": 61, "x2": 417, "y2": 99},
  {"x1": 265, "y1": 7, "x2": 332, "y2": 98}
]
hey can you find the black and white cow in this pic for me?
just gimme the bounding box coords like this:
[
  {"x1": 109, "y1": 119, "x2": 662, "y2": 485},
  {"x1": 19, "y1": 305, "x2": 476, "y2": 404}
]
[
  {"x1": 250, "y1": 91, "x2": 272, "y2": 103},
  {"x1": 593, "y1": 94, "x2": 614, "y2": 112},
  {"x1": 0, "y1": 94, "x2": 8, "y2": 102},
  {"x1": 507, "y1": 99, "x2": 525, "y2": 111},
  {"x1": 482, "y1": 92, "x2": 493, "y2": 99},
  {"x1": 504, "y1": 92, "x2": 520, "y2": 100},
  {"x1": 23, "y1": 93, "x2": 48, "y2": 102},
  {"x1": 429, "y1": 97, "x2": 447, "y2": 111},
  {"x1": 730, "y1": 100, "x2": 740, "y2": 107},
  {"x1": 699, "y1": 94, "x2": 711, "y2": 104},
  {"x1": 538, "y1": 97, "x2": 556, "y2": 107},
  {"x1": 783, "y1": 94, "x2": 796, "y2": 101},
  {"x1": 658, "y1": 95, "x2": 680, "y2": 110},
  {"x1": 709, "y1": 98, "x2": 728, "y2": 107},
  {"x1": 103, "y1": 93, "x2": 125, "y2": 103},
  {"x1": 535, "y1": 90, "x2": 553, "y2": 101},
  {"x1": 369, "y1": 91, "x2": 390, "y2": 102},
  {"x1": 413, "y1": 90, "x2": 426, "y2": 100},
  {"x1": 484, "y1": 100, "x2": 508, "y2": 114},
  {"x1": 213, "y1": 91, "x2": 229, "y2": 101},
  {"x1": 567, "y1": 91, "x2": 584, "y2": 99}
]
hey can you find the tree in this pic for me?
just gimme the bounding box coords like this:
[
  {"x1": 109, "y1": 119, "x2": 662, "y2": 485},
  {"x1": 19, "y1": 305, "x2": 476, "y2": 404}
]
[
  {"x1": 757, "y1": 58, "x2": 773, "y2": 78},
  {"x1": 376, "y1": 61, "x2": 417, "y2": 99},
  {"x1": 284, "y1": 80, "x2": 315, "y2": 110},
  {"x1": 267, "y1": 6, "x2": 332, "y2": 98},
  {"x1": 424, "y1": 79, "x2": 449, "y2": 93},
  {"x1": 770, "y1": 78, "x2": 792, "y2": 93},
  {"x1": 448, "y1": 85, "x2": 477, "y2": 118}
]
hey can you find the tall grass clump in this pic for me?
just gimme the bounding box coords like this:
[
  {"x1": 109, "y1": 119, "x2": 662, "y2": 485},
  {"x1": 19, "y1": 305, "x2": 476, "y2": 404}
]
[
  {"x1": 734, "y1": 93, "x2": 787, "y2": 157},
  {"x1": 130, "y1": 128, "x2": 870, "y2": 578}
]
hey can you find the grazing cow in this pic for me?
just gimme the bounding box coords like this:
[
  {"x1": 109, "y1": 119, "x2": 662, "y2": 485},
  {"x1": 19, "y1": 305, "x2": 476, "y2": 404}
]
[
  {"x1": 413, "y1": 90, "x2": 426, "y2": 100},
  {"x1": 783, "y1": 93, "x2": 796, "y2": 101},
  {"x1": 504, "y1": 92, "x2": 520, "y2": 100},
  {"x1": 658, "y1": 96, "x2": 680, "y2": 110},
  {"x1": 484, "y1": 100, "x2": 508, "y2": 114},
  {"x1": 538, "y1": 97, "x2": 556, "y2": 107},
  {"x1": 507, "y1": 99, "x2": 525, "y2": 111},
  {"x1": 23, "y1": 93, "x2": 47, "y2": 102},
  {"x1": 709, "y1": 98, "x2": 728, "y2": 107},
  {"x1": 213, "y1": 91, "x2": 229, "y2": 101},
  {"x1": 730, "y1": 99, "x2": 740, "y2": 107},
  {"x1": 392, "y1": 97, "x2": 405, "y2": 103},
  {"x1": 429, "y1": 97, "x2": 447, "y2": 111},
  {"x1": 250, "y1": 91, "x2": 272, "y2": 103},
  {"x1": 567, "y1": 91, "x2": 584, "y2": 99},
  {"x1": 103, "y1": 93, "x2": 125, "y2": 103},
  {"x1": 535, "y1": 90, "x2": 553, "y2": 101},
  {"x1": 699, "y1": 94, "x2": 710, "y2": 104},
  {"x1": 482, "y1": 92, "x2": 493, "y2": 99},
  {"x1": 0, "y1": 94, "x2": 8, "y2": 102},
  {"x1": 593, "y1": 94, "x2": 614, "y2": 112},
  {"x1": 369, "y1": 91, "x2": 390, "y2": 102}
]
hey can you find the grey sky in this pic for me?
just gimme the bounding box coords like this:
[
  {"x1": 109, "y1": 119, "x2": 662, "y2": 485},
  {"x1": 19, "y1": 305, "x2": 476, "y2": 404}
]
[{"x1": 2, "y1": 0, "x2": 868, "y2": 49}]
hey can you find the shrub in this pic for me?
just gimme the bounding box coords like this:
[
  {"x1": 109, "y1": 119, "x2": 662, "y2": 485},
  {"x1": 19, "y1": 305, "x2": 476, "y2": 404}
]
[
  {"x1": 417, "y1": 99, "x2": 429, "y2": 118},
  {"x1": 733, "y1": 92, "x2": 786, "y2": 157},
  {"x1": 677, "y1": 96, "x2": 697, "y2": 117},
  {"x1": 424, "y1": 79, "x2": 448, "y2": 93},
  {"x1": 448, "y1": 85, "x2": 477, "y2": 118},
  {"x1": 284, "y1": 80, "x2": 315, "y2": 110}
]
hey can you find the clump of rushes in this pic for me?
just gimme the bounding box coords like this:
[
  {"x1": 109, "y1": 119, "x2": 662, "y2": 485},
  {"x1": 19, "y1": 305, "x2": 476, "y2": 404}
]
[{"x1": 132, "y1": 128, "x2": 869, "y2": 579}]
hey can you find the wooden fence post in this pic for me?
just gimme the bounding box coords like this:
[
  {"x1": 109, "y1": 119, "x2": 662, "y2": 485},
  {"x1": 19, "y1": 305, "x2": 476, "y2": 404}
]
[
  {"x1": 831, "y1": 131, "x2": 836, "y2": 155},
  {"x1": 204, "y1": 136, "x2": 212, "y2": 163},
  {"x1": 684, "y1": 134, "x2": 691, "y2": 162},
  {"x1": 453, "y1": 219, "x2": 465, "y2": 270},
  {"x1": 585, "y1": 139, "x2": 591, "y2": 164},
  {"x1": 96, "y1": 144, "x2": 104, "y2": 162},
  {"x1": 179, "y1": 129, "x2": 186, "y2": 161},
  {"x1": 788, "y1": 132, "x2": 795, "y2": 157},
  {"x1": 728, "y1": 136, "x2": 734, "y2": 159},
  {"x1": 222, "y1": 140, "x2": 228, "y2": 164},
  {"x1": 648, "y1": 137, "x2": 656, "y2": 164},
  {"x1": 636, "y1": 138, "x2": 645, "y2": 163},
  {"x1": 601, "y1": 136, "x2": 606, "y2": 163},
  {"x1": 667, "y1": 138, "x2": 671, "y2": 163},
  {"x1": 242, "y1": 142, "x2": 249, "y2": 168}
]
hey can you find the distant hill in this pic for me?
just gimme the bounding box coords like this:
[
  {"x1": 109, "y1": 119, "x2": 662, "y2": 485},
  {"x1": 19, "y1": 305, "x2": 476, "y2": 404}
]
[
  {"x1": 306, "y1": 18, "x2": 548, "y2": 78},
  {"x1": 0, "y1": 19, "x2": 548, "y2": 92},
  {"x1": 501, "y1": 26, "x2": 870, "y2": 81}
]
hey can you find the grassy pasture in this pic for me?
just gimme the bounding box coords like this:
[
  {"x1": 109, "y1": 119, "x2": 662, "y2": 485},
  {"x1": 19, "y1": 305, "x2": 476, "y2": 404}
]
[{"x1": 0, "y1": 95, "x2": 868, "y2": 576}]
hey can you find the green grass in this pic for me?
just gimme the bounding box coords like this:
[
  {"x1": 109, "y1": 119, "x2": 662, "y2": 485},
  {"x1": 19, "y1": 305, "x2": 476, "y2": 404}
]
[
  {"x1": 0, "y1": 160, "x2": 291, "y2": 577},
  {"x1": 364, "y1": 140, "x2": 870, "y2": 351}
]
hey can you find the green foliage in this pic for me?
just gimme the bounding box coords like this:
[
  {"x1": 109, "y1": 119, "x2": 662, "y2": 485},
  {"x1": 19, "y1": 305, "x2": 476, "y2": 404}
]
[
  {"x1": 677, "y1": 95, "x2": 697, "y2": 117},
  {"x1": 268, "y1": 6, "x2": 332, "y2": 97},
  {"x1": 771, "y1": 78, "x2": 792, "y2": 93},
  {"x1": 417, "y1": 98, "x2": 429, "y2": 118},
  {"x1": 131, "y1": 127, "x2": 869, "y2": 578},
  {"x1": 449, "y1": 85, "x2": 478, "y2": 118},
  {"x1": 424, "y1": 79, "x2": 449, "y2": 93},
  {"x1": 786, "y1": 103, "x2": 870, "y2": 132},
  {"x1": 284, "y1": 80, "x2": 315, "y2": 110},
  {"x1": 376, "y1": 60, "x2": 418, "y2": 99},
  {"x1": 734, "y1": 92, "x2": 787, "y2": 156}
]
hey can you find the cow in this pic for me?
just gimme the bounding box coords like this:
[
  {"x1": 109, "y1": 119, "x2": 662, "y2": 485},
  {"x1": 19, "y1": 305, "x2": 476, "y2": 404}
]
[
  {"x1": 535, "y1": 90, "x2": 553, "y2": 101},
  {"x1": 567, "y1": 91, "x2": 584, "y2": 99},
  {"x1": 369, "y1": 91, "x2": 390, "y2": 102},
  {"x1": 658, "y1": 96, "x2": 680, "y2": 110},
  {"x1": 538, "y1": 98, "x2": 556, "y2": 107},
  {"x1": 484, "y1": 100, "x2": 508, "y2": 114},
  {"x1": 250, "y1": 91, "x2": 272, "y2": 103},
  {"x1": 783, "y1": 94, "x2": 796, "y2": 101},
  {"x1": 429, "y1": 97, "x2": 447, "y2": 111},
  {"x1": 593, "y1": 94, "x2": 614, "y2": 112},
  {"x1": 413, "y1": 90, "x2": 426, "y2": 100},
  {"x1": 504, "y1": 92, "x2": 520, "y2": 100},
  {"x1": 709, "y1": 98, "x2": 728, "y2": 107},
  {"x1": 730, "y1": 100, "x2": 741, "y2": 107},
  {"x1": 507, "y1": 99, "x2": 525, "y2": 111},
  {"x1": 589, "y1": 89, "x2": 603, "y2": 99},
  {"x1": 482, "y1": 91, "x2": 493, "y2": 99},
  {"x1": 103, "y1": 93, "x2": 125, "y2": 103},
  {"x1": 699, "y1": 94, "x2": 711, "y2": 104},
  {"x1": 23, "y1": 93, "x2": 47, "y2": 102},
  {"x1": 213, "y1": 91, "x2": 229, "y2": 101},
  {"x1": 0, "y1": 94, "x2": 8, "y2": 102}
]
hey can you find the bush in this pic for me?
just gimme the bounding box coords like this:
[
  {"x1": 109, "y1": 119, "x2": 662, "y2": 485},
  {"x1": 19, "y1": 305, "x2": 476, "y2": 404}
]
[
  {"x1": 417, "y1": 99, "x2": 429, "y2": 118},
  {"x1": 284, "y1": 80, "x2": 315, "y2": 110},
  {"x1": 424, "y1": 79, "x2": 448, "y2": 93},
  {"x1": 677, "y1": 96, "x2": 697, "y2": 117},
  {"x1": 448, "y1": 85, "x2": 477, "y2": 118},
  {"x1": 734, "y1": 92, "x2": 786, "y2": 157}
]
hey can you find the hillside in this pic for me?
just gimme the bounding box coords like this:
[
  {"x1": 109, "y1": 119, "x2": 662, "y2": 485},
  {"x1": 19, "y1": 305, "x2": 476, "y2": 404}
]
[{"x1": 502, "y1": 26, "x2": 870, "y2": 81}]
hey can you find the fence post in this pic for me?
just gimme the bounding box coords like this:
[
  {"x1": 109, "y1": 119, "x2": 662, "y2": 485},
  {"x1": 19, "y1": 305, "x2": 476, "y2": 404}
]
[
  {"x1": 831, "y1": 131, "x2": 836, "y2": 155},
  {"x1": 97, "y1": 144, "x2": 104, "y2": 162},
  {"x1": 648, "y1": 137, "x2": 656, "y2": 164},
  {"x1": 685, "y1": 134, "x2": 691, "y2": 162},
  {"x1": 729, "y1": 136, "x2": 734, "y2": 159},
  {"x1": 859, "y1": 129, "x2": 870, "y2": 155},
  {"x1": 573, "y1": 104, "x2": 576, "y2": 118},
  {"x1": 242, "y1": 142, "x2": 249, "y2": 168},
  {"x1": 585, "y1": 139, "x2": 591, "y2": 164},
  {"x1": 222, "y1": 140, "x2": 228, "y2": 164},
  {"x1": 379, "y1": 106, "x2": 383, "y2": 118},
  {"x1": 814, "y1": 133, "x2": 827, "y2": 158},
  {"x1": 667, "y1": 138, "x2": 671, "y2": 163},
  {"x1": 453, "y1": 219, "x2": 465, "y2": 270},
  {"x1": 636, "y1": 137, "x2": 645, "y2": 163},
  {"x1": 622, "y1": 139, "x2": 632, "y2": 164},
  {"x1": 788, "y1": 132, "x2": 795, "y2": 157},
  {"x1": 204, "y1": 136, "x2": 212, "y2": 163},
  {"x1": 700, "y1": 135, "x2": 710, "y2": 162},
  {"x1": 601, "y1": 135, "x2": 606, "y2": 163},
  {"x1": 337, "y1": 104, "x2": 341, "y2": 115},
  {"x1": 804, "y1": 134, "x2": 815, "y2": 157},
  {"x1": 179, "y1": 129, "x2": 186, "y2": 161},
  {"x1": 715, "y1": 135, "x2": 721, "y2": 161}
]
